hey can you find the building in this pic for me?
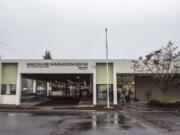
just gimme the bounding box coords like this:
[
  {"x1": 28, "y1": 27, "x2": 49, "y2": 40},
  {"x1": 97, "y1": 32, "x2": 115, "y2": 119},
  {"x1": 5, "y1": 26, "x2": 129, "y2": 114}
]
[{"x1": 0, "y1": 59, "x2": 180, "y2": 105}]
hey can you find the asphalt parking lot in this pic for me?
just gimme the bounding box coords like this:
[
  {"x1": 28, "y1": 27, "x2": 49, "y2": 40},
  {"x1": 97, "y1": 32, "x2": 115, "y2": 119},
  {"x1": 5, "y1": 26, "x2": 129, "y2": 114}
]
[{"x1": 0, "y1": 103, "x2": 180, "y2": 135}]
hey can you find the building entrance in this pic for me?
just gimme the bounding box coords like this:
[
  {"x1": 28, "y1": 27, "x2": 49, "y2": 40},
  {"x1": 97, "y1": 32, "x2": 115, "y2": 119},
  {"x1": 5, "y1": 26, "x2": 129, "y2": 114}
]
[
  {"x1": 97, "y1": 84, "x2": 113, "y2": 102},
  {"x1": 21, "y1": 73, "x2": 93, "y2": 105},
  {"x1": 117, "y1": 74, "x2": 135, "y2": 104}
]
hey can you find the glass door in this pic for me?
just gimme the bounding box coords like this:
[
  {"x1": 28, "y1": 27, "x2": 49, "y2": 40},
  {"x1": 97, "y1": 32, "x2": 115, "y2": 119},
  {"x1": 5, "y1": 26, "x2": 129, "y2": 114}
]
[{"x1": 97, "y1": 84, "x2": 113, "y2": 102}]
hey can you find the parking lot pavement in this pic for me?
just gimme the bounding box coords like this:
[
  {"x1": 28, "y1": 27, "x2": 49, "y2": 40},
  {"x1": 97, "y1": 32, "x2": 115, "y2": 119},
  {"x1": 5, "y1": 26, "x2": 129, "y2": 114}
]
[{"x1": 0, "y1": 103, "x2": 180, "y2": 135}]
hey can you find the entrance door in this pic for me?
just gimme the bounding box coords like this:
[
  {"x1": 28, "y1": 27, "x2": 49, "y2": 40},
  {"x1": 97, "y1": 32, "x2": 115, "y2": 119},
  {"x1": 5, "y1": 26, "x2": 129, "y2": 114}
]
[
  {"x1": 97, "y1": 84, "x2": 113, "y2": 102},
  {"x1": 117, "y1": 74, "x2": 135, "y2": 104}
]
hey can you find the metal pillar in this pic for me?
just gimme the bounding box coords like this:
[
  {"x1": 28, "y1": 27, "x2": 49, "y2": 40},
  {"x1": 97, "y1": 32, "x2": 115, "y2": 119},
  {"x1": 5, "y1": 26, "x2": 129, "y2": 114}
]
[{"x1": 105, "y1": 28, "x2": 110, "y2": 108}]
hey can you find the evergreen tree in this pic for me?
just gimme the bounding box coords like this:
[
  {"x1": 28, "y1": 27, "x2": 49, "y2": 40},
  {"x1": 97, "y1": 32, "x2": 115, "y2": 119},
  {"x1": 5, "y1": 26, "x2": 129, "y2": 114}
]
[{"x1": 43, "y1": 50, "x2": 52, "y2": 59}]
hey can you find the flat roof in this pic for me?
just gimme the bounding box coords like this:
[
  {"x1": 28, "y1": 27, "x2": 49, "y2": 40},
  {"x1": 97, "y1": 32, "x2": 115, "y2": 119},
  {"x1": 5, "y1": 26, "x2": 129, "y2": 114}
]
[{"x1": 0, "y1": 59, "x2": 135, "y2": 62}]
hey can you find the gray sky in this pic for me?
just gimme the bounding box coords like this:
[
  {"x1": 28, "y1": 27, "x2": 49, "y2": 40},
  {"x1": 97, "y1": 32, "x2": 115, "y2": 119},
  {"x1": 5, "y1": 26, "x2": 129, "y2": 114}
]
[{"x1": 0, "y1": 0, "x2": 180, "y2": 59}]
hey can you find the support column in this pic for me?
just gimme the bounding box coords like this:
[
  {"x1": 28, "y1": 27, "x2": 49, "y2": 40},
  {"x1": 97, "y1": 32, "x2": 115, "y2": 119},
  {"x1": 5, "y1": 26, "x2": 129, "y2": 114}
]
[
  {"x1": 113, "y1": 64, "x2": 117, "y2": 105},
  {"x1": 0, "y1": 62, "x2": 2, "y2": 95},
  {"x1": 16, "y1": 72, "x2": 21, "y2": 105},
  {"x1": 93, "y1": 72, "x2": 97, "y2": 105},
  {"x1": 47, "y1": 82, "x2": 50, "y2": 96},
  {"x1": 6, "y1": 85, "x2": 10, "y2": 95},
  {"x1": 90, "y1": 74, "x2": 93, "y2": 96},
  {"x1": 49, "y1": 83, "x2": 52, "y2": 95},
  {"x1": 33, "y1": 80, "x2": 36, "y2": 93}
]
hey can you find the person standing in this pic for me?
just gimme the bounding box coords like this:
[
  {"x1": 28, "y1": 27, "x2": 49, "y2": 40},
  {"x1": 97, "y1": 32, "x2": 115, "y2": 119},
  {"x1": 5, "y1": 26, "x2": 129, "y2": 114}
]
[
  {"x1": 147, "y1": 89, "x2": 152, "y2": 101},
  {"x1": 125, "y1": 89, "x2": 129, "y2": 103},
  {"x1": 121, "y1": 89, "x2": 126, "y2": 106}
]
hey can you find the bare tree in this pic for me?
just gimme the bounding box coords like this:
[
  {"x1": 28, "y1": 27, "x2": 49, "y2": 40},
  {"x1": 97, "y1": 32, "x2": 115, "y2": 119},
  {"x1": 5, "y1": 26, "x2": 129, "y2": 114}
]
[{"x1": 132, "y1": 41, "x2": 180, "y2": 97}]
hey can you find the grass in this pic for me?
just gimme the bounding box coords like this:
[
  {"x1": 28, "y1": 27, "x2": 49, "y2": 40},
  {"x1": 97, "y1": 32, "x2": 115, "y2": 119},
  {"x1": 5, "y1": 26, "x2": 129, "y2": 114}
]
[{"x1": 148, "y1": 98, "x2": 180, "y2": 108}]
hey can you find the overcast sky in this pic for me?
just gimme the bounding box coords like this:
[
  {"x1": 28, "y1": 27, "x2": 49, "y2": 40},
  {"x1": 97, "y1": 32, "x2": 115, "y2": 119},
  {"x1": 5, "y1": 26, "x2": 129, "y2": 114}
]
[{"x1": 0, "y1": 0, "x2": 180, "y2": 59}]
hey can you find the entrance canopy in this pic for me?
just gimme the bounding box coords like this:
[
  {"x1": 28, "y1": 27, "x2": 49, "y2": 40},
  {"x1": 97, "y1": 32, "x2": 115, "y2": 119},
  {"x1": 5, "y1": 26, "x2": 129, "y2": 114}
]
[
  {"x1": 21, "y1": 73, "x2": 93, "y2": 99},
  {"x1": 22, "y1": 73, "x2": 91, "y2": 84}
]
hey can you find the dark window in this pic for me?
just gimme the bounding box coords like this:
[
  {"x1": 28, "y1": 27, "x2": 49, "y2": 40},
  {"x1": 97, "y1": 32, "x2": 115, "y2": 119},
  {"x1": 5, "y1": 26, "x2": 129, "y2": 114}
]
[{"x1": 1, "y1": 84, "x2": 16, "y2": 95}]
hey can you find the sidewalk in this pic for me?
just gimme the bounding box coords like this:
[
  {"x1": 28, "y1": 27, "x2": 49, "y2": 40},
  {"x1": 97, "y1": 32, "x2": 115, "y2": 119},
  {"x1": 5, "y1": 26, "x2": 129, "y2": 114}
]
[{"x1": 0, "y1": 104, "x2": 122, "y2": 113}]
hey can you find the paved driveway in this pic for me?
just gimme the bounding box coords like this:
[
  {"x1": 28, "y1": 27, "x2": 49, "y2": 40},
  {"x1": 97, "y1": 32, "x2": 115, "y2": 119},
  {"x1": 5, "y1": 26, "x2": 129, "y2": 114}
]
[{"x1": 0, "y1": 103, "x2": 180, "y2": 135}]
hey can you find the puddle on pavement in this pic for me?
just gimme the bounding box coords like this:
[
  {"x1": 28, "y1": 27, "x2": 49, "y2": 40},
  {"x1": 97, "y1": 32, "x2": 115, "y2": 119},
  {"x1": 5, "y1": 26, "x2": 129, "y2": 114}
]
[
  {"x1": 50, "y1": 113, "x2": 131, "y2": 133},
  {"x1": 32, "y1": 112, "x2": 132, "y2": 132},
  {"x1": 0, "y1": 112, "x2": 141, "y2": 135},
  {"x1": 42, "y1": 112, "x2": 133, "y2": 135}
]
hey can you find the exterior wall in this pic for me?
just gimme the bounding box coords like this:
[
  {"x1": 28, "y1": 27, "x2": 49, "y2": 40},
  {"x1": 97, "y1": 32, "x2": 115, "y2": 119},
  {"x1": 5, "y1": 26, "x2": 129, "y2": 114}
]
[
  {"x1": 1, "y1": 63, "x2": 18, "y2": 84},
  {"x1": 18, "y1": 60, "x2": 96, "y2": 74},
  {"x1": 115, "y1": 60, "x2": 134, "y2": 73},
  {"x1": 135, "y1": 76, "x2": 180, "y2": 101},
  {"x1": 0, "y1": 63, "x2": 18, "y2": 105},
  {"x1": 0, "y1": 60, "x2": 97, "y2": 105},
  {"x1": 18, "y1": 60, "x2": 97, "y2": 105},
  {"x1": 0, "y1": 95, "x2": 16, "y2": 105},
  {"x1": 1, "y1": 59, "x2": 179, "y2": 105},
  {"x1": 96, "y1": 63, "x2": 113, "y2": 84}
]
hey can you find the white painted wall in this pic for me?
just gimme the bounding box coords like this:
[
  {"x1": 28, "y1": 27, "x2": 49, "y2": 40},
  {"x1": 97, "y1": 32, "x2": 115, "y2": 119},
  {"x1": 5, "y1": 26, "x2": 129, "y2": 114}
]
[
  {"x1": 18, "y1": 60, "x2": 96, "y2": 74},
  {"x1": 0, "y1": 59, "x2": 135, "y2": 105},
  {"x1": 1, "y1": 59, "x2": 135, "y2": 74},
  {"x1": 0, "y1": 95, "x2": 16, "y2": 104},
  {"x1": 114, "y1": 60, "x2": 134, "y2": 73}
]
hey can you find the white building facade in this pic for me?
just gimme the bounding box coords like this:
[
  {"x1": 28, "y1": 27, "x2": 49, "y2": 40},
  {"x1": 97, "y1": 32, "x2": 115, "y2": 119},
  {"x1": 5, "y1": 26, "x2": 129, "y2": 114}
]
[{"x1": 0, "y1": 59, "x2": 180, "y2": 105}]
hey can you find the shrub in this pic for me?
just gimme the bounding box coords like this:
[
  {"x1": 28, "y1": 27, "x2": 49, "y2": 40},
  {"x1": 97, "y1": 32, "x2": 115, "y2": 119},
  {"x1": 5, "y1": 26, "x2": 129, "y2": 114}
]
[{"x1": 148, "y1": 98, "x2": 180, "y2": 108}]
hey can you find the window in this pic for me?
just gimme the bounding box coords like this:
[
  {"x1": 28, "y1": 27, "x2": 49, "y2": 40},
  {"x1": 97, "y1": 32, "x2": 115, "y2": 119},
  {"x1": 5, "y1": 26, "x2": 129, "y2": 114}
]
[
  {"x1": 117, "y1": 75, "x2": 135, "y2": 92},
  {"x1": 1, "y1": 84, "x2": 16, "y2": 95},
  {"x1": 97, "y1": 84, "x2": 113, "y2": 102}
]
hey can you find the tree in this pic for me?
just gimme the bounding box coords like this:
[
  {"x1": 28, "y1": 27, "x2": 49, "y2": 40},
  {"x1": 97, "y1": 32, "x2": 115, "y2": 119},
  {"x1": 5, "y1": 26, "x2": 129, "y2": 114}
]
[
  {"x1": 132, "y1": 41, "x2": 180, "y2": 97},
  {"x1": 43, "y1": 50, "x2": 52, "y2": 59}
]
